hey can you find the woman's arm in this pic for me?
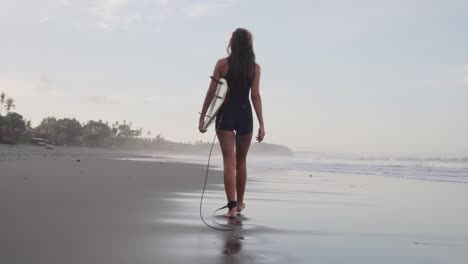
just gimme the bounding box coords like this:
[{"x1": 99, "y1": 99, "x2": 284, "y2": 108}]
[
  {"x1": 251, "y1": 63, "x2": 265, "y2": 142},
  {"x1": 199, "y1": 60, "x2": 222, "y2": 133}
]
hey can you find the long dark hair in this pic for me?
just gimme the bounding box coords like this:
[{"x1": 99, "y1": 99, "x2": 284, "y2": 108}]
[{"x1": 226, "y1": 28, "x2": 256, "y2": 87}]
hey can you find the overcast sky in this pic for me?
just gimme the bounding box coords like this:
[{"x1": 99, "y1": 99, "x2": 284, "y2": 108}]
[{"x1": 1, "y1": 0, "x2": 467, "y2": 156}]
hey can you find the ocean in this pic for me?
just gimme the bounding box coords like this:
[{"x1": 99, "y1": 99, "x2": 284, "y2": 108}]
[{"x1": 145, "y1": 152, "x2": 468, "y2": 184}]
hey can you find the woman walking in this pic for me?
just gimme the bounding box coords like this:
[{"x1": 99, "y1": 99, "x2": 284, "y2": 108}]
[{"x1": 199, "y1": 28, "x2": 265, "y2": 218}]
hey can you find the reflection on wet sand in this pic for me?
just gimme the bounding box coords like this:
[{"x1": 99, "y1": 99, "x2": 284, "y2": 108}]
[
  {"x1": 222, "y1": 218, "x2": 244, "y2": 256},
  {"x1": 167, "y1": 167, "x2": 468, "y2": 263}
]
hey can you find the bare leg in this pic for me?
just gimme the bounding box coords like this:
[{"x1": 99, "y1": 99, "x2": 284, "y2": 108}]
[
  {"x1": 235, "y1": 133, "x2": 253, "y2": 212},
  {"x1": 217, "y1": 130, "x2": 237, "y2": 218}
]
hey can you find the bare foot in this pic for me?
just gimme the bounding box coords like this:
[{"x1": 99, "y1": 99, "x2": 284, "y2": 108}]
[
  {"x1": 237, "y1": 202, "x2": 245, "y2": 213},
  {"x1": 224, "y1": 207, "x2": 237, "y2": 219}
]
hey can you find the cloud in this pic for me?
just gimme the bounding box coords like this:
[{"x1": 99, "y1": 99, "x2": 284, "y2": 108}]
[
  {"x1": 445, "y1": 65, "x2": 468, "y2": 74},
  {"x1": 97, "y1": 0, "x2": 128, "y2": 10},
  {"x1": 159, "y1": 0, "x2": 170, "y2": 7},
  {"x1": 79, "y1": 0, "x2": 139, "y2": 30},
  {"x1": 0, "y1": 74, "x2": 72, "y2": 119},
  {"x1": 16, "y1": 0, "x2": 171, "y2": 31},
  {"x1": 2, "y1": 73, "x2": 77, "y2": 99},
  {"x1": 86, "y1": 95, "x2": 111, "y2": 104},
  {"x1": 90, "y1": 0, "x2": 129, "y2": 20},
  {"x1": 0, "y1": 76, "x2": 35, "y2": 96},
  {"x1": 55, "y1": 0, "x2": 73, "y2": 7},
  {"x1": 71, "y1": 0, "x2": 235, "y2": 30},
  {"x1": 379, "y1": 65, "x2": 468, "y2": 90},
  {"x1": 182, "y1": 1, "x2": 233, "y2": 19},
  {"x1": 85, "y1": 93, "x2": 186, "y2": 105},
  {"x1": 1, "y1": 0, "x2": 236, "y2": 30}
]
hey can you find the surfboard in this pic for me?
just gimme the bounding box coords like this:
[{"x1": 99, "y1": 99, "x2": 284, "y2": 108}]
[{"x1": 201, "y1": 77, "x2": 229, "y2": 131}]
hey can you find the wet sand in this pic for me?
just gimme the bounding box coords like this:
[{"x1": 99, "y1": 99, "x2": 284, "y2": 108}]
[
  {"x1": 1, "y1": 145, "x2": 468, "y2": 263},
  {"x1": 1, "y1": 145, "x2": 224, "y2": 263}
]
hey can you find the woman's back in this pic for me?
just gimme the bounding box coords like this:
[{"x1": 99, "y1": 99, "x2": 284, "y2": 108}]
[{"x1": 220, "y1": 59, "x2": 255, "y2": 105}]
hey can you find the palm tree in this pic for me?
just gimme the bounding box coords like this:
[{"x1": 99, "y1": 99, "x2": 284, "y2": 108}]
[
  {"x1": 0, "y1": 92, "x2": 6, "y2": 115},
  {"x1": 5, "y1": 98, "x2": 15, "y2": 113}
]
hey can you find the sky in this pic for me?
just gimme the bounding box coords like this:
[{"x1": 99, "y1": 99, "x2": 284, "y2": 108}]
[{"x1": 1, "y1": 0, "x2": 467, "y2": 156}]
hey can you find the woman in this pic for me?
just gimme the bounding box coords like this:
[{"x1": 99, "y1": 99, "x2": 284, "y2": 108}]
[{"x1": 199, "y1": 28, "x2": 265, "y2": 218}]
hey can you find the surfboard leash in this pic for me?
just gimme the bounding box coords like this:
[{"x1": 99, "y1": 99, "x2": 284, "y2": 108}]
[{"x1": 199, "y1": 76, "x2": 238, "y2": 232}]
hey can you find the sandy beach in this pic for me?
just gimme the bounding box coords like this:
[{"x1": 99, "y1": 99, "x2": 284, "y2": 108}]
[{"x1": 1, "y1": 144, "x2": 468, "y2": 264}]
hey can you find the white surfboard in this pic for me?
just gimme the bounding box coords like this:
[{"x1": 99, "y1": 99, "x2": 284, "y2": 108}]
[{"x1": 201, "y1": 77, "x2": 229, "y2": 131}]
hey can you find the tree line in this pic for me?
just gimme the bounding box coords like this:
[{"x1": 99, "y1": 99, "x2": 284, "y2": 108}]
[
  {"x1": 0, "y1": 91, "x2": 292, "y2": 155},
  {"x1": 0, "y1": 91, "x2": 166, "y2": 148}
]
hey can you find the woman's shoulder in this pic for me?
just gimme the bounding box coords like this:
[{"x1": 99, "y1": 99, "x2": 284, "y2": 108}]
[
  {"x1": 215, "y1": 58, "x2": 229, "y2": 77},
  {"x1": 216, "y1": 57, "x2": 229, "y2": 66}
]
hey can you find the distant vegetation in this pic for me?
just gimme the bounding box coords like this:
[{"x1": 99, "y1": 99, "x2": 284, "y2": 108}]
[{"x1": 0, "y1": 91, "x2": 292, "y2": 155}]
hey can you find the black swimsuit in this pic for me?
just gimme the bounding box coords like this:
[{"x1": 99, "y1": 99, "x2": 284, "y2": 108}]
[{"x1": 215, "y1": 69, "x2": 254, "y2": 135}]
